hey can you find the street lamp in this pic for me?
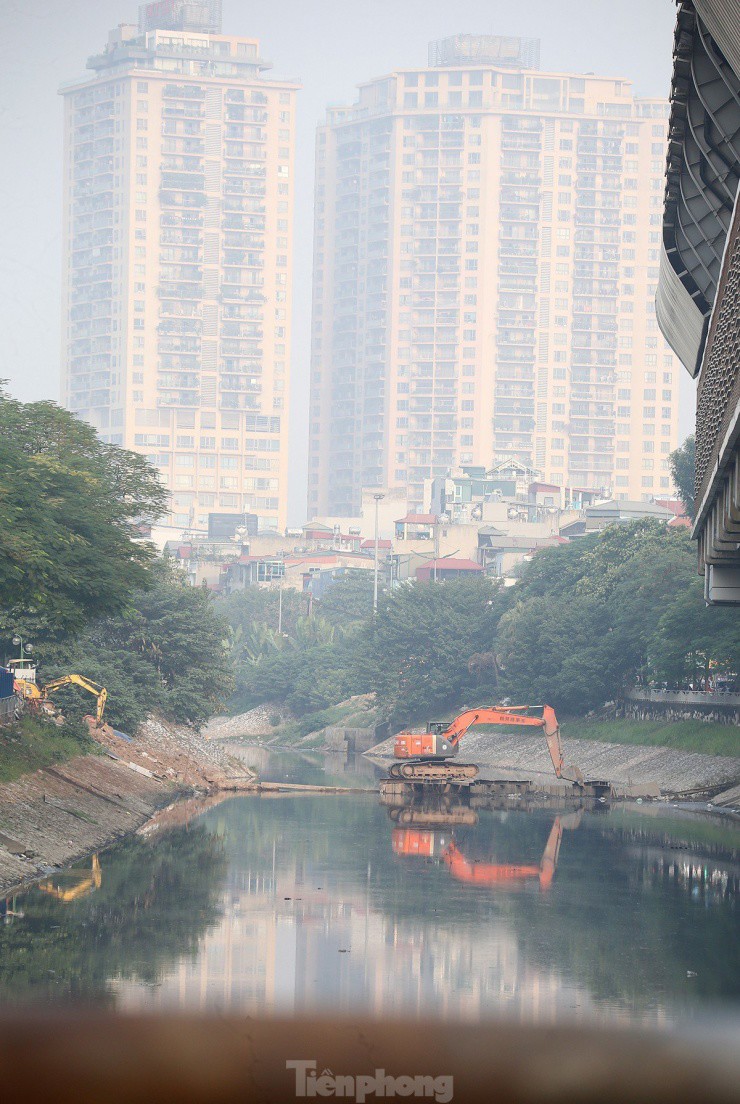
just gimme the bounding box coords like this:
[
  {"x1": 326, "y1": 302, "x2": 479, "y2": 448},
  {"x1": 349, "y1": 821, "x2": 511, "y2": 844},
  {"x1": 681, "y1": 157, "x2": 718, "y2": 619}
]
[
  {"x1": 372, "y1": 493, "x2": 385, "y2": 615},
  {"x1": 11, "y1": 636, "x2": 33, "y2": 660}
]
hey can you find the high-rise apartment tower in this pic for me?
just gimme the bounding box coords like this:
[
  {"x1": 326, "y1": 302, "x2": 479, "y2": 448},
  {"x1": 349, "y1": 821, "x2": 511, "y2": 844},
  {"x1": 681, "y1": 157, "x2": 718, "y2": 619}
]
[
  {"x1": 61, "y1": 1, "x2": 298, "y2": 531},
  {"x1": 308, "y1": 35, "x2": 680, "y2": 517}
]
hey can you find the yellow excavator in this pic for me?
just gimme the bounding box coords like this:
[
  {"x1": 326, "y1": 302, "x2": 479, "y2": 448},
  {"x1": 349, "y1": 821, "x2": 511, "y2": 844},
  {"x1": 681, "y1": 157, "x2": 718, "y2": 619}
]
[
  {"x1": 14, "y1": 674, "x2": 108, "y2": 727},
  {"x1": 38, "y1": 855, "x2": 101, "y2": 903}
]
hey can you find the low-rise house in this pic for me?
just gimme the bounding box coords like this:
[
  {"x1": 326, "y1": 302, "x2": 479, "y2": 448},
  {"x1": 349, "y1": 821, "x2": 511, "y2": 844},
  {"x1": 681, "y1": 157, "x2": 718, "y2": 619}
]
[
  {"x1": 584, "y1": 499, "x2": 675, "y2": 533},
  {"x1": 360, "y1": 538, "x2": 392, "y2": 555},
  {"x1": 394, "y1": 513, "x2": 438, "y2": 542},
  {"x1": 477, "y1": 528, "x2": 565, "y2": 578},
  {"x1": 415, "y1": 558, "x2": 484, "y2": 583},
  {"x1": 221, "y1": 551, "x2": 375, "y2": 595}
]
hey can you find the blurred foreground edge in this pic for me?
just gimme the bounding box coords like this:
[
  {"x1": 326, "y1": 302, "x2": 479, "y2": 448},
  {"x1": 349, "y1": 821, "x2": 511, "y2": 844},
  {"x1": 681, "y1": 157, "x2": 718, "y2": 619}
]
[{"x1": 0, "y1": 1012, "x2": 738, "y2": 1104}]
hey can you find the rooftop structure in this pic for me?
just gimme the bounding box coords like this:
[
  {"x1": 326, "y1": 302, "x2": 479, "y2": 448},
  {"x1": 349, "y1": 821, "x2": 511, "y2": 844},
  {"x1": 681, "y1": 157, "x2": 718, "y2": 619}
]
[
  {"x1": 428, "y1": 35, "x2": 540, "y2": 71},
  {"x1": 138, "y1": 1, "x2": 223, "y2": 34}
]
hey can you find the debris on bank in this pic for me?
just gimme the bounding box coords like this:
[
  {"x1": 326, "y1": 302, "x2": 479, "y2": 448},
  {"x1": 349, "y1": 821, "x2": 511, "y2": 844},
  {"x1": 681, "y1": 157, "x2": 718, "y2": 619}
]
[
  {"x1": 202, "y1": 703, "x2": 294, "y2": 741},
  {"x1": 95, "y1": 715, "x2": 256, "y2": 791}
]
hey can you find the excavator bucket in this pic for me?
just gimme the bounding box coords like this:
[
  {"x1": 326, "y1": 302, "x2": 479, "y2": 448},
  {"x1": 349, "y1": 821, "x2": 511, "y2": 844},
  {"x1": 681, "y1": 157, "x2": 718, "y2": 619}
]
[{"x1": 542, "y1": 706, "x2": 583, "y2": 786}]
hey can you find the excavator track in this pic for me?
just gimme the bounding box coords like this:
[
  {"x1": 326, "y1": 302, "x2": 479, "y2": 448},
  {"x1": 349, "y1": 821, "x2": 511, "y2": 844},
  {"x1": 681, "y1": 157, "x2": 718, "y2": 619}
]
[{"x1": 388, "y1": 761, "x2": 479, "y2": 783}]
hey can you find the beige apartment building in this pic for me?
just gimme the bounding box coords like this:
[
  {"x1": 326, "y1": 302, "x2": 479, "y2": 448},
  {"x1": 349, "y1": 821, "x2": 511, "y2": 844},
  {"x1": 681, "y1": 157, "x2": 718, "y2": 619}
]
[
  {"x1": 308, "y1": 35, "x2": 680, "y2": 518},
  {"x1": 60, "y1": 1, "x2": 297, "y2": 531}
]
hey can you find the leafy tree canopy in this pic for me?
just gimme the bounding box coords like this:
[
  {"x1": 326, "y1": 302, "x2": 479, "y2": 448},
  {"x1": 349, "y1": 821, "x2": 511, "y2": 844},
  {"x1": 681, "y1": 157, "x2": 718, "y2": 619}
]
[
  {"x1": 357, "y1": 576, "x2": 502, "y2": 722},
  {"x1": 219, "y1": 520, "x2": 740, "y2": 725},
  {"x1": 669, "y1": 434, "x2": 696, "y2": 517},
  {"x1": 0, "y1": 387, "x2": 167, "y2": 640},
  {"x1": 496, "y1": 521, "x2": 740, "y2": 712},
  {"x1": 43, "y1": 561, "x2": 234, "y2": 732},
  {"x1": 317, "y1": 571, "x2": 378, "y2": 626}
]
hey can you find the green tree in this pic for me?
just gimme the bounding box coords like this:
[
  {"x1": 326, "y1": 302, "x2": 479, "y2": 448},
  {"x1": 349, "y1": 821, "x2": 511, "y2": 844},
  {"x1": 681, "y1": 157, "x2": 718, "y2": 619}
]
[
  {"x1": 0, "y1": 388, "x2": 166, "y2": 641},
  {"x1": 495, "y1": 521, "x2": 735, "y2": 712},
  {"x1": 217, "y1": 586, "x2": 306, "y2": 647},
  {"x1": 358, "y1": 576, "x2": 501, "y2": 722},
  {"x1": 648, "y1": 576, "x2": 740, "y2": 687},
  {"x1": 44, "y1": 563, "x2": 233, "y2": 731},
  {"x1": 217, "y1": 520, "x2": 740, "y2": 727},
  {"x1": 317, "y1": 572, "x2": 378, "y2": 626},
  {"x1": 669, "y1": 434, "x2": 696, "y2": 517}
]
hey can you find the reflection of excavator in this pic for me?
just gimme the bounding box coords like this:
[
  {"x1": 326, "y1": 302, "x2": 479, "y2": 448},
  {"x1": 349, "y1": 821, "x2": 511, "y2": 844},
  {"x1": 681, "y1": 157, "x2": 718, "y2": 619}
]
[
  {"x1": 392, "y1": 704, "x2": 583, "y2": 785},
  {"x1": 38, "y1": 854, "x2": 101, "y2": 903},
  {"x1": 15, "y1": 675, "x2": 108, "y2": 726},
  {"x1": 392, "y1": 811, "x2": 582, "y2": 892},
  {"x1": 388, "y1": 803, "x2": 479, "y2": 829}
]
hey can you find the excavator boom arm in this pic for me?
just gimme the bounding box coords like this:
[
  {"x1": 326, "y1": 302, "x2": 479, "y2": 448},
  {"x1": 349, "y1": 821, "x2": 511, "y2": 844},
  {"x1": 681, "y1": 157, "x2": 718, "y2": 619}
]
[
  {"x1": 441, "y1": 704, "x2": 582, "y2": 785},
  {"x1": 444, "y1": 706, "x2": 557, "y2": 749},
  {"x1": 41, "y1": 675, "x2": 108, "y2": 726}
]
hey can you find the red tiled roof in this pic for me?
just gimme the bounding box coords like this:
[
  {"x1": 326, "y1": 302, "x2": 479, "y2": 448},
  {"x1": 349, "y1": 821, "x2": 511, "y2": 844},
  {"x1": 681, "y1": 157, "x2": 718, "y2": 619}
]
[
  {"x1": 361, "y1": 538, "x2": 392, "y2": 549},
  {"x1": 655, "y1": 498, "x2": 688, "y2": 517},
  {"x1": 396, "y1": 513, "x2": 437, "y2": 524},
  {"x1": 667, "y1": 515, "x2": 692, "y2": 528}
]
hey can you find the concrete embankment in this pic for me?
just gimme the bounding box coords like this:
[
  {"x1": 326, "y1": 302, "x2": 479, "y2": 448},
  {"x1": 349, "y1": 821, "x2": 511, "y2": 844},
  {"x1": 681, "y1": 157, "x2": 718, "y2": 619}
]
[
  {"x1": 0, "y1": 716, "x2": 256, "y2": 895},
  {"x1": 366, "y1": 729, "x2": 740, "y2": 806}
]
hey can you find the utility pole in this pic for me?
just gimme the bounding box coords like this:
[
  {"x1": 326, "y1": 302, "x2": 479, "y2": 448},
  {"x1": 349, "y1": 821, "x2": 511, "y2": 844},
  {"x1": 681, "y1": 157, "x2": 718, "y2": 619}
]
[
  {"x1": 433, "y1": 519, "x2": 439, "y2": 583},
  {"x1": 373, "y1": 492, "x2": 385, "y2": 614},
  {"x1": 433, "y1": 513, "x2": 447, "y2": 583}
]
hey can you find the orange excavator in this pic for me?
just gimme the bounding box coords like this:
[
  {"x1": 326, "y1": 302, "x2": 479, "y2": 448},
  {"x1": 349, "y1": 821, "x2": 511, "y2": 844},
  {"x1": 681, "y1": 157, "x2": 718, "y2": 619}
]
[
  {"x1": 391, "y1": 704, "x2": 583, "y2": 785},
  {"x1": 392, "y1": 810, "x2": 583, "y2": 892}
]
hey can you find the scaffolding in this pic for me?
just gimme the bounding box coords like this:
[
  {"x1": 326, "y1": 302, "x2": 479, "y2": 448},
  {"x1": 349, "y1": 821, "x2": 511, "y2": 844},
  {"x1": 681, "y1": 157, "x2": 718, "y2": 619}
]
[
  {"x1": 428, "y1": 34, "x2": 540, "y2": 71},
  {"x1": 139, "y1": 0, "x2": 222, "y2": 35}
]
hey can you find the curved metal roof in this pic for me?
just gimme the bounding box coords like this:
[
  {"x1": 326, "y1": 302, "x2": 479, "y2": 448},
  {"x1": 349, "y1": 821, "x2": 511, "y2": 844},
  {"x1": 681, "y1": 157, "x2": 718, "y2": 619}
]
[{"x1": 658, "y1": 0, "x2": 740, "y2": 375}]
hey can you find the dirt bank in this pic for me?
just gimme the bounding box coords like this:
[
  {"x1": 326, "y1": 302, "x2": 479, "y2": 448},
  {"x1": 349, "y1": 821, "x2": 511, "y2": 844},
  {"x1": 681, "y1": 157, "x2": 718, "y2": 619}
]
[{"x1": 0, "y1": 716, "x2": 256, "y2": 895}]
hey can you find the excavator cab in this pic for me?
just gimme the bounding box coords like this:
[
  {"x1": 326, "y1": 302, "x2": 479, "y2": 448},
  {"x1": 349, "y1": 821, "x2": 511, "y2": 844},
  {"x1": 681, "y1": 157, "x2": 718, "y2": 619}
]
[{"x1": 427, "y1": 721, "x2": 449, "y2": 735}]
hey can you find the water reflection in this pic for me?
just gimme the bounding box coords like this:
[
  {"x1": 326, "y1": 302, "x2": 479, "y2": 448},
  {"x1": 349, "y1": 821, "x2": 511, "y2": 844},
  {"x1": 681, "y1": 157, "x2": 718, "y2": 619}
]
[
  {"x1": 37, "y1": 854, "x2": 101, "y2": 904},
  {"x1": 391, "y1": 808, "x2": 583, "y2": 891},
  {"x1": 0, "y1": 826, "x2": 226, "y2": 1003},
  {"x1": 227, "y1": 745, "x2": 382, "y2": 787},
  {"x1": 0, "y1": 751, "x2": 737, "y2": 1026}
]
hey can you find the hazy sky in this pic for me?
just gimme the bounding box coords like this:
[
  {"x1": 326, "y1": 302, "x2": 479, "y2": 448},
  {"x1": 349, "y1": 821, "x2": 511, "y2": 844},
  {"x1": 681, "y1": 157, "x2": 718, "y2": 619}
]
[{"x1": 0, "y1": 0, "x2": 688, "y2": 520}]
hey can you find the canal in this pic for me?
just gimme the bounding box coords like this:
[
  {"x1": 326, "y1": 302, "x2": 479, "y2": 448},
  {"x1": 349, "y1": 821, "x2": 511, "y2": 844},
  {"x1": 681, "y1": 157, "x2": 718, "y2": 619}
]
[{"x1": 0, "y1": 750, "x2": 737, "y2": 1027}]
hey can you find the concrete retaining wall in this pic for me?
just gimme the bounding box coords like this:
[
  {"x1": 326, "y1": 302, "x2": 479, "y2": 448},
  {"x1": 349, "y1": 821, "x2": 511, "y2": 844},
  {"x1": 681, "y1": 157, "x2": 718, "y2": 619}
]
[
  {"x1": 323, "y1": 726, "x2": 380, "y2": 754},
  {"x1": 0, "y1": 694, "x2": 20, "y2": 726},
  {"x1": 620, "y1": 701, "x2": 740, "y2": 725}
]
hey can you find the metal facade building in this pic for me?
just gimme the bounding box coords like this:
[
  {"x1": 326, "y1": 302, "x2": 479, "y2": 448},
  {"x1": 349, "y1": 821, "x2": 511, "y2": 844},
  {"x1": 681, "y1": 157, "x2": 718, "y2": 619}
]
[{"x1": 657, "y1": 0, "x2": 740, "y2": 603}]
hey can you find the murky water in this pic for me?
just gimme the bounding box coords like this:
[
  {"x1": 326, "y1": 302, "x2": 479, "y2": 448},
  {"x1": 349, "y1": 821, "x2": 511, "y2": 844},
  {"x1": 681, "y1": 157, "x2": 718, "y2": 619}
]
[{"x1": 1, "y1": 750, "x2": 737, "y2": 1027}]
